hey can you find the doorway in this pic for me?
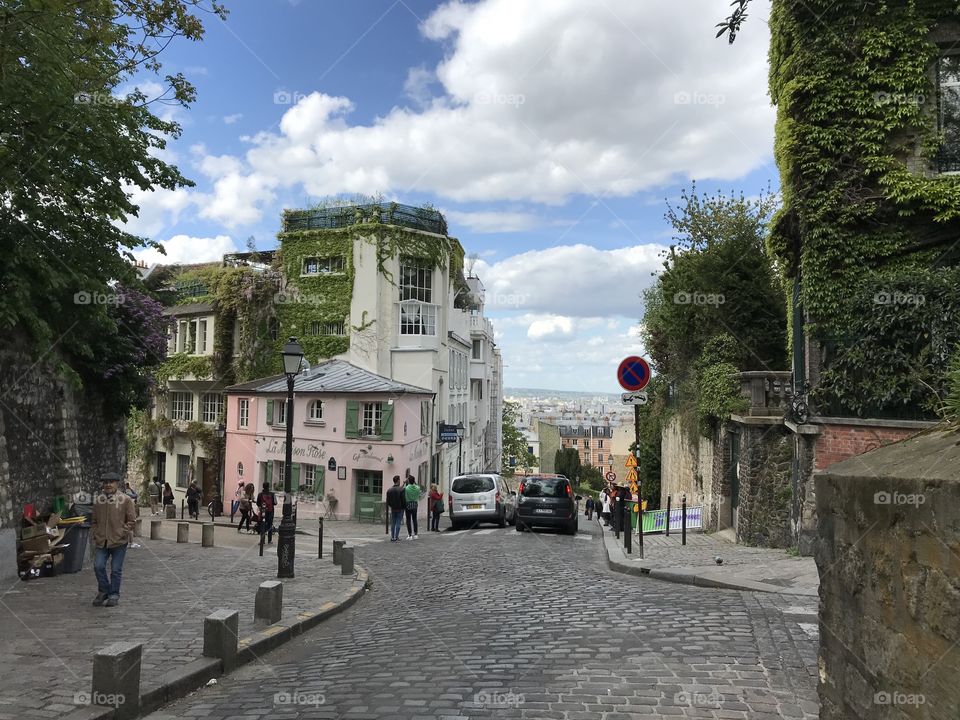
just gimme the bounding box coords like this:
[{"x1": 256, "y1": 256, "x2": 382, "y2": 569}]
[{"x1": 353, "y1": 469, "x2": 383, "y2": 519}]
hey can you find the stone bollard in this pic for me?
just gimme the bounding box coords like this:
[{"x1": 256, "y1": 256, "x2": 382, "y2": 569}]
[
  {"x1": 133, "y1": 518, "x2": 142, "y2": 537},
  {"x1": 255, "y1": 580, "x2": 282, "y2": 624},
  {"x1": 91, "y1": 641, "x2": 142, "y2": 720},
  {"x1": 332, "y1": 540, "x2": 345, "y2": 565},
  {"x1": 177, "y1": 522, "x2": 189, "y2": 543},
  {"x1": 201, "y1": 523, "x2": 214, "y2": 548},
  {"x1": 340, "y1": 546, "x2": 354, "y2": 576},
  {"x1": 203, "y1": 609, "x2": 239, "y2": 672},
  {"x1": 165, "y1": 504, "x2": 176, "y2": 519},
  {"x1": 150, "y1": 520, "x2": 162, "y2": 540}
]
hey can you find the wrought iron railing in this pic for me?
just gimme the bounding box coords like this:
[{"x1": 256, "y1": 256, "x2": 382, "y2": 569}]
[{"x1": 283, "y1": 202, "x2": 448, "y2": 235}]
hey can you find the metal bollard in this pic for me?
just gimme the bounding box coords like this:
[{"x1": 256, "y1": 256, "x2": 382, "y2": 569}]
[
  {"x1": 318, "y1": 517, "x2": 324, "y2": 559},
  {"x1": 666, "y1": 495, "x2": 671, "y2": 537},
  {"x1": 176, "y1": 522, "x2": 189, "y2": 543},
  {"x1": 202, "y1": 523, "x2": 214, "y2": 547},
  {"x1": 340, "y1": 546, "x2": 354, "y2": 576},
  {"x1": 150, "y1": 519, "x2": 162, "y2": 540},
  {"x1": 638, "y1": 503, "x2": 644, "y2": 559},
  {"x1": 333, "y1": 540, "x2": 345, "y2": 565},
  {"x1": 681, "y1": 495, "x2": 687, "y2": 546},
  {"x1": 624, "y1": 503, "x2": 632, "y2": 554}
]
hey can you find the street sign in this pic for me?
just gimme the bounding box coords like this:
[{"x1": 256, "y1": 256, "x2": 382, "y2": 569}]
[
  {"x1": 621, "y1": 391, "x2": 648, "y2": 405},
  {"x1": 617, "y1": 356, "x2": 651, "y2": 392},
  {"x1": 605, "y1": 472, "x2": 616, "y2": 482},
  {"x1": 438, "y1": 424, "x2": 459, "y2": 443},
  {"x1": 625, "y1": 468, "x2": 638, "y2": 483},
  {"x1": 624, "y1": 455, "x2": 637, "y2": 468}
]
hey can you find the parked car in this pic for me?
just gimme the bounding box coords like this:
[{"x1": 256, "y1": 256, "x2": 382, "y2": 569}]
[
  {"x1": 448, "y1": 473, "x2": 512, "y2": 529},
  {"x1": 514, "y1": 474, "x2": 581, "y2": 535}
]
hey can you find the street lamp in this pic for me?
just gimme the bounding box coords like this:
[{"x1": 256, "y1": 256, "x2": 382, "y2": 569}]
[
  {"x1": 456, "y1": 422, "x2": 464, "y2": 475},
  {"x1": 277, "y1": 336, "x2": 304, "y2": 579},
  {"x1": 216, "y1": 421, "x2": 226, "y2": 516}
]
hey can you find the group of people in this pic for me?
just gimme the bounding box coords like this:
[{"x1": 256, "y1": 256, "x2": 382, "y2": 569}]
[
  {"x1": 385, "y1": 474, "x2": 444, "y2": 541},
  {"x1": 584, "y1": 483, "x2": 631, "y2": 528},
  {"x1": 233, "y1": 481, "x2": 278, "y2": 542},
  {"x1": 146, "y1": 480, "x2": 182, "y2": 515}
]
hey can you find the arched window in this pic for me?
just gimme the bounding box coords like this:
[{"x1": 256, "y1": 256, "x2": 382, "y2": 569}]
[{"x1": 237, "y1": 462, "x2": 244, "y2": 477}]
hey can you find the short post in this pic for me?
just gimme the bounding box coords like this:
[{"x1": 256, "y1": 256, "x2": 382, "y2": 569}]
[
  {"x1": 665, "y1": 495, "x2": 671, "y2": 537},
  {"x1": 254, "y1": 580, "x2": 283, "y2": 624},
  {"x1": 681, "y1": 495, "x2": 687, "y2": 546},
  {"x1": 91, "y1": 641, "x2": 142, "y2": 720},
  {"x1": 333, "y1": 539, "x2": 345, "y2": 565},
  {"x1": 259, "y1": 526, "x2": 265, "y2": 557},
  {"x1": 150, "y1": 519, "x2": 162, "y2": 540},
  {"x1": 613, "y1": 496, "x2": 620, "y2": 539},
  {"x1": 133, "y1": 518, "x2": 142, "y2": 537},
  {"x1": 176, "y1": 522, "x2": 189, "y2": 543},
  {"x1": 203, "y1": 609, "x2": 239, "y2": 672},
  {"x1": 165, "y1": 504, "x2": 175, "y2": 519},
  {"x1": 318, "y1": 518, "x2": 323, "y2": 559},
  {"x1": 624, "y1": 504, "x2": 632, "y2": 554},
  {"x1": 638, "y1": 503, "x2": 644, "y2": 559},
  {"x1": 340, "y1": 546, "x2": 354, "y2": 576},
  {"x1": 180, "y1": 499, "x2": 185, "y2": 519},
  {"x1": 201, "y1": 523, "x2": 215, "y2": 548}
]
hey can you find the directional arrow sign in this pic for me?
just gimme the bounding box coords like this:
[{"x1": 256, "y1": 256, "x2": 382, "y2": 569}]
[{"x1": 621, "y1": 391, "x2": 648, "y2": 405}]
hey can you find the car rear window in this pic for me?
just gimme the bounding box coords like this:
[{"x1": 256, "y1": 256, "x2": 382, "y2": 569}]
[
  {"x1": 521, "y1": 478, "x2": 569, "y2": 498},
  {"x1": 452, "y1": 476, "x2": 495, "y2": 493}
]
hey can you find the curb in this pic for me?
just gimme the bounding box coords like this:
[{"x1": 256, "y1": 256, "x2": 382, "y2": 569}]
[
  {"x1": 65, "y1": 565, "x2": 371, "y2": 720},
  {"x1": 153, "y1": 517, "x2": 313, "y2": 536},
  {"x1": 599, "y1": 525, "x2": 816, "y2": 596}
]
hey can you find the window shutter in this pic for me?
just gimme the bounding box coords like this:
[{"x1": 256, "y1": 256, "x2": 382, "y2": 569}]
[
  {"x1": 420, "y1": 401, "x2": 429, "y2": 436},
  {"x1": 316, "y1": 467, "x2": 325, "y2": 495},
  {"x1": 290, "y1": 463, "x2": 300, "y2": 489},
  {"x1": 266, "y1": 399, "x2": 274, "y2": 425},
  {"x1": 380, "y1": 402, "x2": 394, "y2": 441},
  {"x1": 345, "y1": 400, "x2": 359, "y2": 439},
  {"x1": 265, "y1": 461, "x2": 273, "y2": 484}
]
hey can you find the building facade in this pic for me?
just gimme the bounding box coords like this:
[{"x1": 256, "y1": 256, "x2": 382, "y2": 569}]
[{"x1": 559, "y1": 424, "x2": 614, "y2": 477}]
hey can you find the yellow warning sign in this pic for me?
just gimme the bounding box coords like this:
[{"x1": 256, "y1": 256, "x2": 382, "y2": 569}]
[
  {"x1": 625, "y1": 468, "x2": 637, "y2": 483},
  {"x1": 625, "y1": 455, "x2": 637, "y2": 468},
  {"x1": 629, "y1": 482, "x2": 638, "y2": 494}
]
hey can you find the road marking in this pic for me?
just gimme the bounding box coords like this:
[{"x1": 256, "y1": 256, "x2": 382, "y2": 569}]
[
  {"x1": 575, "y1": 534, "x2": 592, "y2": 540},
  {"x1": 473, "y1": 529, "x2": 497, "y2": 535}
]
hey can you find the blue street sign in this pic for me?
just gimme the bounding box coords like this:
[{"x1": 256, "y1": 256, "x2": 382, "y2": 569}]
[{"x1": 617, "y1": 356, "x2": 651, "y2": 392}]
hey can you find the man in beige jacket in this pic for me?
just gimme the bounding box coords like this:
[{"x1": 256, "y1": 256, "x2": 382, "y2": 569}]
[{"x1": 91, "y1": 473, "x2": 136, "y2": 607}]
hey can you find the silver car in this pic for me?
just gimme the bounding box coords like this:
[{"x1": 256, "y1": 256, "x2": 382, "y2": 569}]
[{"x1": 448, "y1": 473, "x2": 512, "y2": 529}]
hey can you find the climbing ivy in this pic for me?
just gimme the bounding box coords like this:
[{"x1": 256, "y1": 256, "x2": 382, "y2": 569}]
[
  {"x1": 155, "y1": 352, "x2": 213, "y2": 382},
  {"x1": 768, "y1": 1, "x2": 960, "y2": 416}
]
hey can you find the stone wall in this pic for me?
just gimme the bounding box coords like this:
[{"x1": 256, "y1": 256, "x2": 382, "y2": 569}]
[
  {"x1": 0, "y1": 339, "x2": 126, "y2": 580},
  {"x1": 816, "y1": 430, "x2": 960, "y2": 719},
  {"x1": 659, "y1": 415, "x2": 718, "y2": 521},
  {"x1": 734, "y1": 423, "x2": 793, "y2": 548}
]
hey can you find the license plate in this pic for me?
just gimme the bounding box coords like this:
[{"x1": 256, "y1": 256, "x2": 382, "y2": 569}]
[
  {"x1": 467, "y1": 504, "x2": 483, "y2": 510},
  {"x1": 534, "y1": 508, "x2": 552, "y2": 514}
]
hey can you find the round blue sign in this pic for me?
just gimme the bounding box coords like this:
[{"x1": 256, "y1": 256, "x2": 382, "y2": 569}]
[{"x1": 617, "y1": 356, "x2": 650, "y2": 392}]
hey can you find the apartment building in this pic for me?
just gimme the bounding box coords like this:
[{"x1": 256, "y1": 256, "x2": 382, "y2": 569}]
[{"x1": 559, "y1": 424, "x2": 614, "y2": 477}]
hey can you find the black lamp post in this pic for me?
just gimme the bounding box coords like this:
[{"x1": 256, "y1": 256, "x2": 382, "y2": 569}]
[
  {"x1": 216, "y1": 421, "x2": 226, "y2": 516},
  {"x1": 456, "y1": 422, "x2": 464, "y2": 475},
  {"x1": 277, "y1": 336, "x2": 304, "y2": 579}
]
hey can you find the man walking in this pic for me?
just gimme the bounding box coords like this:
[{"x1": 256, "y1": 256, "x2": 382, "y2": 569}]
[
  {"x1": 404, "y1": 475, "x2": 420, "y2": 540},
  {"x1": 257, "y1": 482, "x2": 277, "y2": 544},
  {"x1": 92, "y1": 472, "x2": 136, "y2": 607},
  {"x1": 386, "y1": 475, "x2": 406, "y2": 542}
]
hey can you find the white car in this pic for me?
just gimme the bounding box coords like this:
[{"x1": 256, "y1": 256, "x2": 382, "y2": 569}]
[{"x1": 448, "y1": 473, "x2": 514, "y2": 529}]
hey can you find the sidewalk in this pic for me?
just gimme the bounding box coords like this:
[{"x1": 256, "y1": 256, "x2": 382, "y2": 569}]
[
  {"x1": 600, "y1": 518, "x2": 819, "y2": 596},
  {"x1": 0, "y1": 528, "x2": 368, "y2": 720}
]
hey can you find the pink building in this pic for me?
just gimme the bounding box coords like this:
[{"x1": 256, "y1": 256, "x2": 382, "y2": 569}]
[{"x1": 225, "y1": 359, "x2": 434, "y2": 520}]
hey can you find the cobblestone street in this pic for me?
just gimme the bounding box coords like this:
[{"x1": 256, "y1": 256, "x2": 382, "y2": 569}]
[{"x1": 147, "y1": 521, "x2": 820, "y2": 719}]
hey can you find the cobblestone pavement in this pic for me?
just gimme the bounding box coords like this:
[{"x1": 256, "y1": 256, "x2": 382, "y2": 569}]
[
  {"x1": 0, "y1": 532, "x2": 363, "y2": 720},
  {"x1": 146, "y1": 522, "x2": 820, "y2": 719}
]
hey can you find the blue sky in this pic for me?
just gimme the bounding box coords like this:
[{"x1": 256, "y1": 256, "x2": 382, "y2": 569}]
[{"x1": 129, "y1": 0, "x2": 778, "y2": 392}]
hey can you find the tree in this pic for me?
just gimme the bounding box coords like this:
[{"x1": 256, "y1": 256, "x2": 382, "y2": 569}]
[
  {"x1": 0, "y1": 0, "x2": 226, "y2": 411},
  {"x1": 554, "y1": 448, "x2": 581, "y2": 484},
  {"x1": 579, "y1": 463, "x2": 605, "y2": 493},
  {"x1": 501, "y1": 401, "x2": 535, "y2": 476}
]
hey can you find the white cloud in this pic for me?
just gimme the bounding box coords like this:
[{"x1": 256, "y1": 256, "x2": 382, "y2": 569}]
[
  {"x1": 186, "y1": 0, "x2": 773, "y2": 226},
  {"x1": 134, "y1": 234, "x2": 238, "y2": 265},
  {"x1": 404, "y1": 66, "x2": 436, "y2": 108},
  {"x1": 197, "y1": 173, "x2": 277, "y2": 228},
  {"x1": 446, "y1": 210, "x2": 539, "y2": 233},
  {"x1": 527, "y1": 315, "x2": 574, "y2": 342},
  {"x1": 223, "y1": 113, "x2": 243, "y2": 124},
  {"x1": 120, "y1": 185, "x2": 192, "y2": 238}
]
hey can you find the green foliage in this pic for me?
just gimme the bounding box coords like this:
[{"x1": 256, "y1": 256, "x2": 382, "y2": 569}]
[
  {"x1": 939, "y1": 348, "x2": 960, "y2": 427},
  {"x1": 554, "y1": 448, "x2": 581, "y2": 483},
  {"x1": 0, "y1": 0, "x2": 224, "y2": 399},
  {"x1": 696, "y1": 362, "x2": 749, "y2": 433},
  {"x1": 580, "y1": 463, "x2": 605, "y2": 492},
  {"x1": 769, "y1": 0, "x2": 960, "y2": 417},
  {"x1": 156, "y1": 353, "x2": 213, "y2": 382},
  {"x1": 501, "y1": 401, "x2": 535, "y2": 476}
]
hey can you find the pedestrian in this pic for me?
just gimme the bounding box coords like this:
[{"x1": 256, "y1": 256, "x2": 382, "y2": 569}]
[
  {"x1": 585, "y1": 496, "x2": 594, "y2": 520},
  {"x1": 601, "y1": 488, "x2": 612, "y2": 527},
  {"x1": 237, "y1": 485, "x2": 254, "y2": 533},
  {"x1": 162, "y1": 482, "x2": 174, "y2": 509},
  {"x1": 230, "y1": 481, "x2": 245, "y2": 522},
  {"x1": 186, "y1": 481, "x2": 201, "y2": 519},
  {"x1": 147, "y1": 480, "x2": 160, "y2": 516},
  {"x1": 385, "y1": 475, "x2": 406, "y2": 542},
  {"x1": 404, "y1": 475, "x2": 420, "y2": 540},
  {"x1": 428, "y1": 483, "x2": 443, "y2": 532},
  {"x1": 91, "y1": 473, "x2": 136, "y2": 607},
  {"x1": 256, "y1": 482, "x2": 277, "y2": 543}
]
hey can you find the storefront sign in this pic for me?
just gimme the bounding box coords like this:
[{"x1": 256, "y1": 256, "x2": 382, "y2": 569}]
[
  {"x1": 263, "y1": 438, "x2": 327, "y2": 461},
  {"x1": 438, "y1": 423, "x2": 459, "y2": 443}
]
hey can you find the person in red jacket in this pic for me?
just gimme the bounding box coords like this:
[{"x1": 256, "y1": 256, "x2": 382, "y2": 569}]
[{"x1": 428, "y1": 484, "x2": 443, "y2": 532}]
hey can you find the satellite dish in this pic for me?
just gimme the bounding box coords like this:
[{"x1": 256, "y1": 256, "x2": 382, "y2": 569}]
[{"x1": 300, "y1": 358, "x2": 311, "y2": 374}]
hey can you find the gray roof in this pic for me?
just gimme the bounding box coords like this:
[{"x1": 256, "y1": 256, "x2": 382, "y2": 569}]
[
  {"x1": 226, "y1": 359, "x2": 433, "y2": 396},
  {"x1": 164, "y1": 302, "x2": 214, "y2": 316}
]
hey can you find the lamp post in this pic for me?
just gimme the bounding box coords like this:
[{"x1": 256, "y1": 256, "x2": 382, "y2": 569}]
[
  {"x1": 216, "y1": 421, "x2": 226, "y2": 516},
  {"x1": 456, "y1": 422, "x2": 464, "y2": 475},
  {"x1": 277, "y1": 337, "x2": 304, "y2": 579}
]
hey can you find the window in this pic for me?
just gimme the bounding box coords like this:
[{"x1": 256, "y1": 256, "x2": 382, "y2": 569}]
[
  {"x1": 520, "y1": 477, "x2": 569, "y2": 498},
  {"x1": 308, "y1": 400, "x2": 323, "y2": 422},
  {"x1": 598, "y1": 440, "x2": 603, "y2": 448},
  {"x1": 451, "y1": 476, "x2": 495, "y2": 493},
  {"x1": 472, "y1": 339, "x2": 482, "y2": 360},
  {"x1": 399, "y1": 301, "x2": 437, "y2": 335},
  {"x1": 275, "y1": 400, "x2": 287, "y2": 426},
  {"x1": 304, "y1": 464, "x2": 315, "y2": 488},
  {"x1": 201, "y1": 393, "x2": 223, "y2": 424},
  {"x1": 355, "y1": 469, "x2": 383, "y2": 496},
  {"x1": 170, "y1": 392, "x2": 193, "y2": 421},
  {"x1": 176, "y1": 454, "x2": 190, "y2": 488},
  {"x1": 361, "y1": 402, "x2": 383, "y2": 437},
  {"x1": 399, "y1": 257, "x2": 432, "y2": 302},
  {"x1": 572, "y1": 439, "x2": 578, "y2": 447},
  {"x1": 598, "y1": 453, "x2": 604, "y2": 464},
  {"x1": 276, "y1": 461, "x2": 285, "y2": 486},
  {"x1": 198, "y1": 319, "x2": 208, "y2": 354},
  {"x1": 302, "y1": 256, "x2": 345, "y2": 275},
  {"x1": 239, "y1": 399, "x2": 250, "y2": 428},
  {"x1": 583, "y1": 440, "x2": 590, "y2": 449},
  {"x1": 311, "y1": 320, "x2": 346, "y2": 336},
  {"x1": 237, "y1": 462, "x2": 244, "y2": 478},
  {"x1": 938, "y1": 54, "x2": 960, "y2": 172}
]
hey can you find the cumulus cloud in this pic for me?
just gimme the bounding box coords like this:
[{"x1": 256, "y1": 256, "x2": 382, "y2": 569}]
[
  {"x1": 527, "y1": 315, "x2": 575, "y2": 342},
  {"x1": 223, "y1": 113, "x2": 243, "y2": 124},
  {"x1": 120, "y1": 185, "x2": 193, "y2": 238},
  {"x1": 186, "y1": 0, "x2": 773, "y2": 226},
  {"x1": 446, "y1": 210, "x2": 539, "y2": 233},
  {"x1": 134, "y1": 234, "x2": 238, "y2": 265}
]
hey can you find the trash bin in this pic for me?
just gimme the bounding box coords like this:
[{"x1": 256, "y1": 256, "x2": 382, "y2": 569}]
[{"x1": 60, "y1": 523, "x2": 91, "y2": 574}]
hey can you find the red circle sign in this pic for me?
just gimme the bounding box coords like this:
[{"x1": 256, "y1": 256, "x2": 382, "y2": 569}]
[
  {"x1": 617, "y1": 356, "x2": 650, "y2": 392},
  {"x1": 605, "y1": 472, "x2": 616, "y2": 481}
]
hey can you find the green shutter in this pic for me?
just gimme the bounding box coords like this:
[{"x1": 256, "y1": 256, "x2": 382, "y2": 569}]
[
  {"x1": 265, "y1": 460, "x2": 273, "y2": 484},
  {"x1": 315, "y1": 467, "x2": 325, "y2": 496},
  {"x1": 380, "y1": 402, "x2": 394, "y2": 441},
  {"x1": 266, "y1": 399, "x2": 274, "y2": 425},
  {"x1": 290, "y1": 463, "x2": 300, "y2": 489},
  {"x1": 345, "y1": 400, "x2": 359, "y2": 438}
]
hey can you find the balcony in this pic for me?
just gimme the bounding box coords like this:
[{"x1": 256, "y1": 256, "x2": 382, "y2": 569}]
[
  {"x1": 282, "y1": 202, "x2": 448, "y2": 236},
  {"x1": 735, "y1": 371, "x2": 793, "y2": 417},
  {"x1": 469, "y1": 315, "x2": 494, "y2": 338}
]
